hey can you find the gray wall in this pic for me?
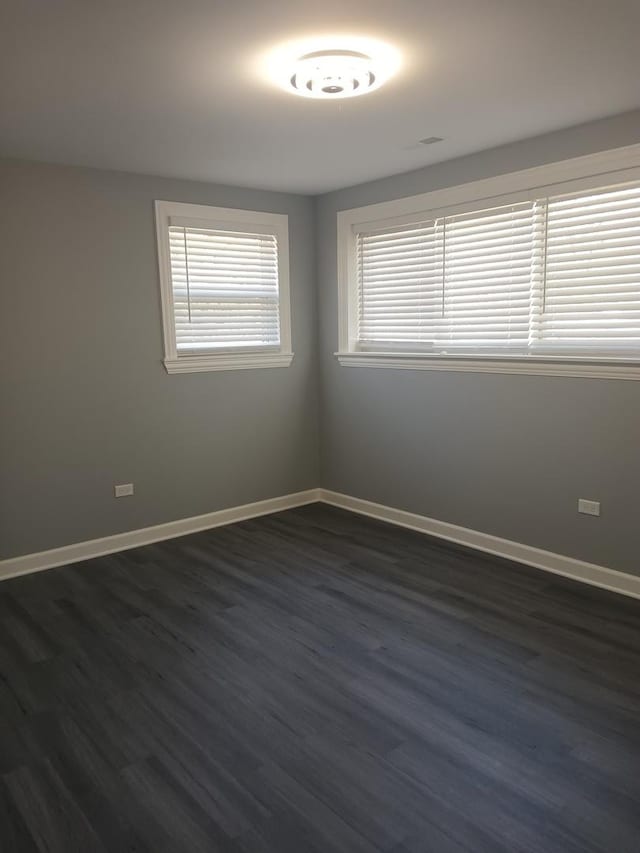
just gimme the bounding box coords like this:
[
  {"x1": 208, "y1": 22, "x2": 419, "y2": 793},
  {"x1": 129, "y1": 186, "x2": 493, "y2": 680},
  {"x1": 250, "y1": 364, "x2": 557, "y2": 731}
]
[
  {"x1": 3, "y1": 110, "x2": 640, "y2": 574},
  {"x1": 0, "y1": 159, "x2": 318, "y2": 559},
  {"x1": 316, "y1": 111, "x2": 640, "y2": 576}
]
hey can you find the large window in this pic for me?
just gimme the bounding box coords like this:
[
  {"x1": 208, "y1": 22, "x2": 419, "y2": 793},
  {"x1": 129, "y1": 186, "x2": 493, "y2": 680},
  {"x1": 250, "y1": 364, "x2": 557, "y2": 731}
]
[
  {"x1": 155, "y1": 201, "x2": 292, "y2": 373},
  {"x1": 337, "y1": 148, "x2": 640, "y2": 379}
]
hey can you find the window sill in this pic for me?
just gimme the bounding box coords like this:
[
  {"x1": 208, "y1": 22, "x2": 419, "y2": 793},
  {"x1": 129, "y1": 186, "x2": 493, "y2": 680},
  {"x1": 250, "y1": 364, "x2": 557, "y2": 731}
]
[
  {"x1": 335, "y1": 351, "x2": 640, "y2": 380},
  {"x1": 164, "y1": 352, "x2": 294, "y2": 374}
]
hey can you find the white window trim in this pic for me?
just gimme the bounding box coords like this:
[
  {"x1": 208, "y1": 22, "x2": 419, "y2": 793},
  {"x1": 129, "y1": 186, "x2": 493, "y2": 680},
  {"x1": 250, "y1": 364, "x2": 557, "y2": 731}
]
[
  {"x1": 336, "y1": 143, "x2": 640, "y2": 380},
  {"x1": 155, "y1": 200, "x2": 293, "y2": 374}
]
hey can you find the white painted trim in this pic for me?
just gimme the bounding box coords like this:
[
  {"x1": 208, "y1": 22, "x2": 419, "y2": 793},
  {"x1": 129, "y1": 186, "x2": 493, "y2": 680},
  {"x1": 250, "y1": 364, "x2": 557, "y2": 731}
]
[
  {"x1": 154, "y1": 200, "x2": 293, "y2": 375},
  {"x1": 337, "y1": 144, "x2": 640, "y2": 371},
  {"x1": 0, "y1": 489, "x2": 321, "y2": 581},
  {"x1": 3, "y1": 487, "x2": 639, "y2": 602},
  {"x1": 336, "y1": 352, "x2": 640, "y2": 380},
  {"x1": 338, "y1": 144, "x2": 640, "y2": 229},
  {"x1": 164, "y1": 352, "x2": 293, "y2": 374},
  {"x1": 318, "y1": 490, "x2": 640, "y2": 600}
]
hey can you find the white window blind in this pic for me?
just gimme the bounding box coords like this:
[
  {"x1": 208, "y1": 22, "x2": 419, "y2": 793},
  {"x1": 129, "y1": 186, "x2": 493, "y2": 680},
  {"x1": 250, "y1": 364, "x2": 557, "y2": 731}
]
[
  {"x1": 168, "y1": 224, "x2": 281, "y2": 353},
  {"x1": 441, "y1": 202, "x2": 537, "y2": 351},
  {"x1": 354, "y1": 179, "x2": 640, "y2": 358},
  {"x1": 541, "y1": 184, "x2": 640, "y2": 352},
  {"x1": 357, "y1": 220, "x2": 443, "y2": 346}
]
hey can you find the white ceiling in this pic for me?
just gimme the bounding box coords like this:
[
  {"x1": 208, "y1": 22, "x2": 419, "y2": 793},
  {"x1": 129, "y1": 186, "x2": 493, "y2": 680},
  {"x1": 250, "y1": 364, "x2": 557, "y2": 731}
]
[{"x1": 1, "y1": 0, "x2": 639, "y2": 194}]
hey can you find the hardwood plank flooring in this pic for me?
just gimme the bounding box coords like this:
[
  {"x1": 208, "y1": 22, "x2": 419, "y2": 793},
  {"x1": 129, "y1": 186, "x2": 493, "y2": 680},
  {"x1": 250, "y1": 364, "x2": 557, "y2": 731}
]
[{"x1": 1, "y1": 503, "x2": 639, "y2": 852}]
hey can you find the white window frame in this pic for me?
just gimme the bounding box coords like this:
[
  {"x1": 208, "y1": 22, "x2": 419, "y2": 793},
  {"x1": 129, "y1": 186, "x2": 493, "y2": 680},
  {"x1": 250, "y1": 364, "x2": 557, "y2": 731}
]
[
  {"x1": 155, "y1": 200, "x2": 293, "y2": 374},
  {"x1": 336, "y1": 143, "x2": 640, "y2": 380}
]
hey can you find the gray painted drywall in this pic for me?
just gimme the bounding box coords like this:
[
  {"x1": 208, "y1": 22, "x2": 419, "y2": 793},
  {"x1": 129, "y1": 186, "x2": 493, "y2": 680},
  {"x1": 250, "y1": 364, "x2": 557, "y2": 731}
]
[
  {"x1": 316, "y1": 111, "x2": 640, "y2": 576},
  {"x1": 3, "y1": 110, "x2": 640, "y2": 574},
  {"x1": 0, "y1": 159, "x2": 319, "y2": 559}
]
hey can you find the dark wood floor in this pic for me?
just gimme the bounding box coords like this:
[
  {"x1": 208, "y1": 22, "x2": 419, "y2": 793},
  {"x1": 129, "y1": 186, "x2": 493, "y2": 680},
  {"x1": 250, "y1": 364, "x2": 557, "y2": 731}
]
[{"x1": 1, "y1": 504, "x2": 640, "y2": 852}]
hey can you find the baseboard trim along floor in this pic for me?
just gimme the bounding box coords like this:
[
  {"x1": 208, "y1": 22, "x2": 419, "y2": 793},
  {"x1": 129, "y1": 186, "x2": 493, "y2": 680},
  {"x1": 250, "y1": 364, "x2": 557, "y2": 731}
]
[
  {"x1": 2, "y1": 487, "x2": 639, "y2": 600},
  {"x1": 318, "y1": 489, "x2": 640, "y2": 601},
  {"x1": 0, "y1": 489, "x2": 322, "y2": 581}
]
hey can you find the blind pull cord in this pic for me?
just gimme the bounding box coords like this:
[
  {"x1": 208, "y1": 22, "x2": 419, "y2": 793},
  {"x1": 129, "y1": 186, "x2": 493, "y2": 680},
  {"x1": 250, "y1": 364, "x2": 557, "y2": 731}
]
[
  {"x1": 540, "y1": 201, "x2": 549, "y2": 315},
  {"x1": 183, "y1": 227, "x2": 192, "y2": 323},
  {"x1": 441, "y1": 218, "x2": 446, "y2": 320}
]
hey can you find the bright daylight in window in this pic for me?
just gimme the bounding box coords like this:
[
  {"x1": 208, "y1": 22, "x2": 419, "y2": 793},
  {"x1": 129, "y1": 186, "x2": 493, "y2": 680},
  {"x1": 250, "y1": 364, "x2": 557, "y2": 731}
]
[
  {"x1": 155, "y1": 201, "x2": 292, "y2": 374},
  {"x1": 338, "y1": 161, "x2": 640, "y2": 379}
]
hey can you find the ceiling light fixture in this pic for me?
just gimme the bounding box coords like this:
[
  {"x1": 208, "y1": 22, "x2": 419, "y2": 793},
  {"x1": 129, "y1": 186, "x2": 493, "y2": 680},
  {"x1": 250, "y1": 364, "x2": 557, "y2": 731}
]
[
  {"x1": 264, "y1": 37, "x2": 401, "y2": 100},
  {"x1": 290, "y1": 50, "x2": 376, "y2": 99}
]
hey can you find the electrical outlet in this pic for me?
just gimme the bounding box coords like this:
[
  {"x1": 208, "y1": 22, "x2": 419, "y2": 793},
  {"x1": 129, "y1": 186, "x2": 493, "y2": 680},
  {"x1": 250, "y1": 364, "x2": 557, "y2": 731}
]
[
  {"x1": 578, "y1": 498, "x2": 600, "y2": 517},
  {"x1": 114, "y1": 483, "x2": 134, "y2": 498}
]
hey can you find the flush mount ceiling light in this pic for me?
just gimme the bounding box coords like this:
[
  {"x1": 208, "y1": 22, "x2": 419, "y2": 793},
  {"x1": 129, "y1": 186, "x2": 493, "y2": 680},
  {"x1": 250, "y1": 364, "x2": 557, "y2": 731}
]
[
  {"x1": 264, "y1": 37, "x2": 401, "y2": 100},
  {"x1": 290, "y1": 50, "x2": 377, "y2": 99}
]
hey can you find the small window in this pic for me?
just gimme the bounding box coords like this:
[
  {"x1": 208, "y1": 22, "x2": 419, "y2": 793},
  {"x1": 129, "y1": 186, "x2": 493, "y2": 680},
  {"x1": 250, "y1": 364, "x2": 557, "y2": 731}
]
[
  {"x1": 337, "y1": 150, "x2": 640, "y2": 379},
  {"x1": 155, "y1": 201, "x2": 292, "y2": 373}
]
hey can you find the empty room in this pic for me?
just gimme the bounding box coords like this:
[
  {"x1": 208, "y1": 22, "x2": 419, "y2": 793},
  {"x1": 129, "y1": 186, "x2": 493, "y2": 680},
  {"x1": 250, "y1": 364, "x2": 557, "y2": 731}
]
[{"x1": 1, "y1": 1, "x2": 640, "y2": 850}]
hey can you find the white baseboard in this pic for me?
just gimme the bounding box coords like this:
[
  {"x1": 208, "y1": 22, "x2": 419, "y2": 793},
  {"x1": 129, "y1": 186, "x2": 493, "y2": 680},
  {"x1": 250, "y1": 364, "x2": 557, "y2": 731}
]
[
  {"x1": 0, "y1": 489, "x2": 322, "y2": 582},
  {"x1": 2, "y1": 486, "x2": 639, "y2": 601},
  {"x1": 318, "y1": 489, "x2": 640, "y2": 601}
]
